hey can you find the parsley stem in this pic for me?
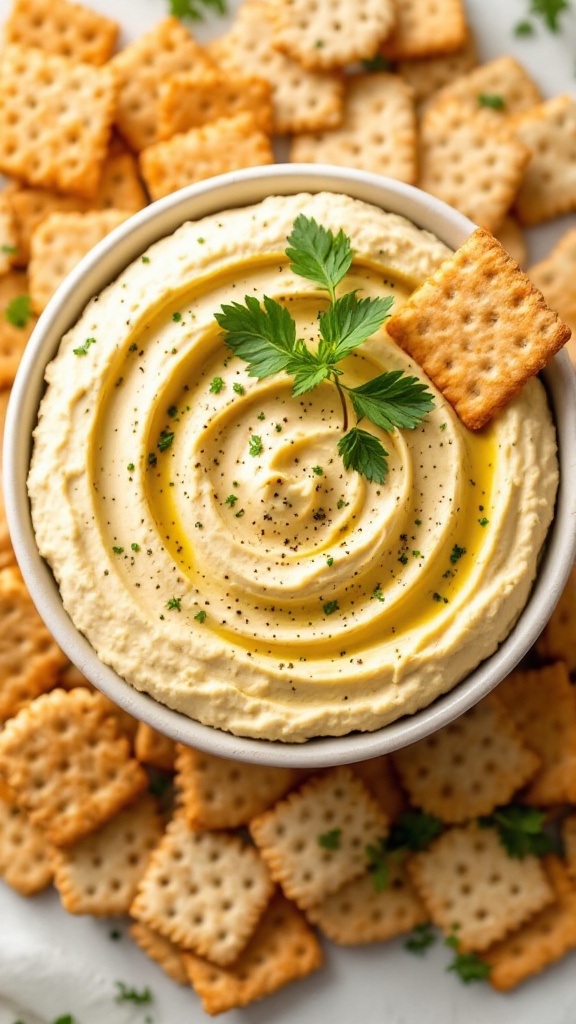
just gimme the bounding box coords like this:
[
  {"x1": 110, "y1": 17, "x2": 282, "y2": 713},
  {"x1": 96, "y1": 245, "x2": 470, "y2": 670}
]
[{"x1": 332, "y1": 373, "x2": 349, "y2": 431}]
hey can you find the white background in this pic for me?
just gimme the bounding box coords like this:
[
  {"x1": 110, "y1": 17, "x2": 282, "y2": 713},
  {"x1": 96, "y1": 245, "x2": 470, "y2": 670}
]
[{"x1": 0, "y1": 1, "x2": 575, "y2": 1021}]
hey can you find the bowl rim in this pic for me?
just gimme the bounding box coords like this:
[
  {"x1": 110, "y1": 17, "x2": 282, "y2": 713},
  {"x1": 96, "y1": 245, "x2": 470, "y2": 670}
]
[{"x1": 4, "y1": 163, "x2": 576, "y2": 767}]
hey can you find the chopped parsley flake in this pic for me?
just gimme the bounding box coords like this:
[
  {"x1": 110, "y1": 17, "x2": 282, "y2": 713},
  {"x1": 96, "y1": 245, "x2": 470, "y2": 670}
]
[
  {"x1": 112, "y1": 546, "x2": 124, "y2": 554},
  {"x1": 433, "y1": 592, "x2": 449, "y2": 604},
  {"x1": 148, "y1": 452, "x2": 158, "y2": 467},
  {"x1": 166, "y1": 597, "x2": 182, "y2": 612},
  {"x1": 127, "y1": 462, "x2": 135, "y2": 471},
  {"x1": 249, "y1": 434, "x2": 264, "y2": 457},
  {"x1": 337, "y1": 498, "x2": 349, "y2": 509},
  {"x1": 72, "y1": 336, "x2": 96, "y2": 357},
  {"x1": 478, "y1": 93, "x2": 506, "y2": 109},
  {"x1": 141, "y1": 255, "x2": 150, "y2": 263},
  {"x1": 275, "y1": 423, "x2": 282, "y2": 432},
  {"x1": 317, "y1": 828, "x2": 342, "y2": 850},
  {"x1": 478, "y1": 517, "x2": 489, "y2": 527},
  {"x1": 225, "y1": 494, "x2": 238, "y2": 507},
  {"x1": 323, "y1": 600, "x2": 339, "y2": 615},
  {"x1": 209, "y1": 376, "x2": 225, "y2": 393},
  {"x1": 372, "y1": 584, "x2": 385, "y2": 602},
  {"x1": 194, "y1": 609, "x2": 207, "y2": 623},
  {"x1": 312, "y1": 465, "x2": 324, "y2": 476},
  {"x1": 157, "y1": 429, "x2": 174, "y2": 452},
  {"x1": 172, "y1": 311, "x2": 182, "y2": 322},
  {"x1": 131, "y1": 543, "x2": 140, "y2": 552},
  {"x1": 5, "y1": 294, "x2": 32, "y2": 328},
  {"x1": 235, "y1": 508, "x2": 245, "y2": 518},
  {"x1": 515, "y1": 18, "x2": 535, "y2": 33},
  {"x1": 167, "y1": 404, "x2": 178, "y2": 417},
  {"x1": 233, "y1": 382, "x2": 245, "y2": 395},
  {"x1": 405, "y1": 922, "x2": 437, "y2": 955},
  {"x1": 326, "y1": 555, "x2": 334, "y2": 567},
  {"x1": 257, "y1": 411, "x2": 266, "y2": 420},
  {"x1": 115, "y1": 982, "x2": 153, "y2": 1005},
  {"x1": 450, "y1": 544, "x2": 466, "y2": 564}
]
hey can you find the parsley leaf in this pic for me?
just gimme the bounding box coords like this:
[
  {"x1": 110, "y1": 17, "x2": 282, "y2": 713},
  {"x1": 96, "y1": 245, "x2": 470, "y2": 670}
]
[
  {"x1": 115, "y1": 982, "x2": 153, "y2": 1005},
  {"x1": 215, "y1": 295, "x2": 297, "y2": 378},
  {"x1": 286, "y1": 214, "x2": 353, "y2": 302},
  {"x1": 388, "y1": 810, "x2": 443, "y2": 852},
  {"x1": 477, "y1": 93, "x2": 506, "y2": 109},
  {"x1": 479, "y1": 805, "x2": 558, "y2": 859},
  {"x1": 319, "y1": 291, "x2": 394, "y2": 361},
  {"x1": 286, "y1": 340, "x2": 331, "y2": 396},
  {"x1": 169, "y1": 0, "x2": 226, "y2": 20},
  {"x1": 337, "y1": 427, "x2": 388, "y2": 484},
  {"x1": 362, "y1": 54, "x2": 393, "y2": 72},
  {"x1": 5, "y1": 293, "x2": 32, "y2": 329},
  {"x1": 318, "y1": 828, "x2": 342, "y2": 850},
  {"x1": 365, "y1": 837, "x2": 391, "y2": 892},
  {"x1": 529, "y1": 0, "x2": 570, "y2": 30},
  {"x1": 445, "y1": 933, "x2": 491, "y2": 983},
  {"x1": 249, "y1": 434, "x2": 263, "y2": 457},
  {"x1": 348, "y1": 370, "x2": 435, "y2": 432},
  {"x1": 405, "y1": 922, "x2": 437, "y2": 955}
]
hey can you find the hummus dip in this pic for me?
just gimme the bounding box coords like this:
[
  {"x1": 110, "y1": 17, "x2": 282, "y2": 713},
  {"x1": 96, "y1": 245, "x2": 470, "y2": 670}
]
[{"x1": 28, "y1": 192, "x2": 559, "y2": 742}]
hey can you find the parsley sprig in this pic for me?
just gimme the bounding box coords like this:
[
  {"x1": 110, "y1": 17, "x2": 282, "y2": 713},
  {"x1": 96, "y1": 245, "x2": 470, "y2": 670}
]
[
  {"x1": 529, "y1": 0, "x2": 570, "y2": 30},
  {"x1": 215, "y1": 215, "x2": 435, "y2": 484},
  {"x1": 445, "y1": 931, "x2": 491, "y2": 983},
  {"x1": 169, "y1": 0, "x2": 226, "y2": 20},
  {"x1": 478, "y1": 805, "x2": 558, "y2": 859},
  {"x1": 365, "y1": 811, "x2": 443, "y2": 892}
]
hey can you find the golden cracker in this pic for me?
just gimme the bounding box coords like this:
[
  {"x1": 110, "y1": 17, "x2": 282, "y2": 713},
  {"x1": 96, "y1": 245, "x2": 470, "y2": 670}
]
[
  {"x1": 0, "y1": 782, "x2": 54, "y2": 895},
  {"x1": 497, "y1": 662, "x2": 576, "y2": 805},
  {"x1": 391, "y1": 694, "x2": 539, "y2": 824},
  {"x1": 208, "y1": 1, "x2": 343, "y2": 135},
  {"x1": 561, "y1": 815, "x2": 576, "y2": 884},
  {"x1": 135, "y1": 723, "x2": 176, "y2": 773},
  {"x1": 494, "y1": 215, "x2": 528, "y2": 269},
  {"x1": 380, "y1": 0, "x2": 467, "y2": 60},
  {"x1": 175, "y1": 744, "x2": 299, "y2": 831},
  {"x1": 29, "y1": 209, "x2": 129, "y2": 314},
  {"x1": 428, "y1": 55, "x2": 541, "y2": 118},
  {"x1": 484, "y1": 857, "x2": 576, "y2": 991},
  {"x1": 397, "y1": 33, "x2": 478, "y2": 104},
  {"x1": 139, "y1": 113, "x2": 274, "y2": 203},
  {"x1": 131, "y1": 814, "x2": 274, "y2": 966},
  {"x1": 530, "y1": 230, "x2": 576, "y2": 369},
  {"x1": 51, "y1": 794, "x2": 162, "y2": 916},
  {"x1": 0, "y1": 195, "x2": 18, "y2": 276},
  {"x1": 159, "y1": 71, "x2": 273, "y2": 139},
  {"x1": 418, "y1": 99, "x2": 530, "y2": 232},
  {"x1": 0, "y1": 687, "x2": 148, "y2": 846},
  {"x1": 514, "y1": 95, "x2": 576, "y2": 225},
  {"x1": 270, "y1": 0, "x2": 396, "y2": 71},
  {"x1": 0, "y1": 565, "x2": 67, "y2": 722},
  {"x1": 0, "y1": 391, "x2": 16, "y2": 571},
  {"x1": 182, "y1": 892, "x2": 322, "y2": 1016},
  {"x1": 307, "y1": 860, "x2": 427, "y2": 944},
  {"x1": 110, "y1": 17, "x2": 215, "y2": 152},
  {"x1": 386, "y1": 227, "x2": 571, "y2": 430},
  {"x1": 129, "y1": 921, "x2": 190, "y2": 986},
  {"x1": 249, "y1": 766, "x2": 389, "y2": 911},
  {"x1": 0, "y1": 45, "x2": 117, "y2": 198},
  {"x1": 290, "y1": 73, "x2": 417, "y2": 184},
  {"x1": 351, "y1": 755, "x2": 407, "y2": 823},
  {"x1": 407, "y1": 822, "x2": 555, "y2": 952},
  {"x1": 0, "y1": 270, "x2": 38, "y2": 389},
  {"x1": 4, "y1": 0, "x2": 118, "y2": 66}
]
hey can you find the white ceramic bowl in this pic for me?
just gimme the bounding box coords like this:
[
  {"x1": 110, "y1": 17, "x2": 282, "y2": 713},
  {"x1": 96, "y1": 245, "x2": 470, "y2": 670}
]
[{"x1": 5, "y1": 164, "x2": 576, "y2": 767}]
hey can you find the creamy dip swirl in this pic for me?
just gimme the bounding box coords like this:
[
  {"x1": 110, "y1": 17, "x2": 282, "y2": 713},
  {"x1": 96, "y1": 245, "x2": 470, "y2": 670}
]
[{"x1": 29, "y1": 193, "x2": 559, "y2": 741}]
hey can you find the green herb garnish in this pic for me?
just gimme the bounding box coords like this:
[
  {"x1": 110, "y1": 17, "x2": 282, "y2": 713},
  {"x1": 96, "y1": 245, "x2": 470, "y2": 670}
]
[
  {"x1": 450, "y1": 544, "x2": 466, "y2": 564},
  {"x1": 249, "y1": 434, "x2": 263, "y2": 457},
  {"x1": 172, "y1": 311, "x2": 182, "y2": 322},
  {"x1": 109, "y1": 928, "x2": 122, "y2": 940},
  {"x1": 166, "y1": 597, "x2": 182, "y2": 612},
  {"x1": 72, "y1": 336, "x2": 96, "y2": 357},
  {"x1": 215, "y1": 215, "x2": 434, "y2": 484},
  {"x1": 209, "y1": 375, "x2": 225, "y2": 393},
  {"x1": 361, "y1": 53, "x2": 393, "y2": 72},
  {"x1": 365, "y1": 837, "x2": 393, "y2": 892},
  {"x1": 477, "y1": 93, "x2": 506, "y2": 109},
  {"x1": 225, "y1": 494, "x2": 238, "y2": 506},
  {"x1": 51, "y1": 1016, "x2": 80, "y2": 1024},
  {"x1": 405, "y1": 922, "x2": 437, "y2": 955},
  {"x1": 479, "y1": 805, "x2": 558, "y2": 859},
  {"x1": 115, "y1": 982, "x2": 153, "y2": 1005},
  {"x1": 1, "y1": 243, "x2": 17, "y2": 254},
  {"x1": 195, "y1": 609, "x2": 207, "y2": 623},
  {"x1": 112, "y1": 546, "x2": 124, "y2": 554},
  {"x1": 157, "y1": 429, "x2": 174, "y2": 451},
  {"x1": 233, "y1": 382, "x2": 245, "y2": 395},
  {"x1": 5, "y1": 293, "x2": 32, "y2": 329},
  {"x1": 317, "y1": 828, "x2": 342, "y2": 850},
  {"x1": 515, "y1": 18, "x2": 536, "y2": 33},
  {"x1": 529, "y1": 0, "x2": 570, "y2": 31},
  {"x1": 445, "y1": 932, "x2": 491, "y2": 983},
  {"x1": 169, "y1": 0, "x2": 226, "y2": 19},
  {"x1": 388, "y1": 810, "x2": 443, "y2": 852},
  {"x1": 323, "y1": 600, "x2": 339, "y2": 615}
]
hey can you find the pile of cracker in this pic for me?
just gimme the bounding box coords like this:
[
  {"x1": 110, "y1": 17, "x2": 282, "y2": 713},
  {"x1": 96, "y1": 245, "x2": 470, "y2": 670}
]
[
  {"x1": 1, "y1": 582, "x2": 576, "y2": 1013},
  {"x1": 0, "y1": 0, "x2": 574, "y2": 362}
]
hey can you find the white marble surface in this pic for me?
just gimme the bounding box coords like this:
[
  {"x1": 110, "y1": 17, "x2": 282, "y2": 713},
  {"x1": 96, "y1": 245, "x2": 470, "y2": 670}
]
[{"x1": 0, "y1": 1, "x2": 575, "y2": 1020}]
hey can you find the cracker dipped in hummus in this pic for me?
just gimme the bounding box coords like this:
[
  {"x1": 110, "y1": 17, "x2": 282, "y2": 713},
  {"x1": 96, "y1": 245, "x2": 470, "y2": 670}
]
[{"x1": 27, "y1": 192, "x2": 558, "y2": 742}]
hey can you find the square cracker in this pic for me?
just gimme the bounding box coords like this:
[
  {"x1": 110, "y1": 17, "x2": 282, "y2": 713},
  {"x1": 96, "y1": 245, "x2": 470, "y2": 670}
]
[
  {"x1": 351, "y1": 755, "x2": 407, "y2": 823},
  {"x1": 407, "y1": 822, "x2": 554, "y2": 952},
  {"x1": 391, "y1": 694, "x2": 539, "y2": 824},
  {"x1": 269, "y1": 0, "x2": 396, "y2": 71},
  {"x1": 0, "y1": 195, "x2": 18, "y2": 276},
  {"x1": 0, "y1": 687, "x2": 148, "y2": 846},
  {"x1": 0, "y1": 392, "x2": 16, "y2": 571},
  {"x1": 208, "y1": 1, "x2": 344, "y2": 135},
  {"x1": 484, "y1": 858, "x2": 576, "y2": 991},
  {"x1": 51, "y1": 794, "x2": 163, "y2": 916},
  {"x1": 514, "y1": 95, "x2": 576, "y2": 225},
  {"x1": 290, "y1": 73, "x2": 417, "y2": 185},
  {"x1": 182, "y1": 892, "x2": 323, "y2": 1016},
  {"x1": 427, "y1": 56, "x2": 541, "y2": 119},
  {"x1": 0, "y1": 270, "x2": 38, "y2": 388},
  {"x1": 495, "y1": 216, "x2": 527, "y2": 269},
  {"x1": 380, "y1": 0, "x2": 467, "y2": 60},
  {"x1": 131, "y1": 814, "x2": 274, "y2": 966},
  {"x1": 530, "y1": 229, "x2": 576, "y2": 368},
  {"x1": 0, "y1": 565, "x2": 66, "y2": 723},
  {"x1": 0, "y1": 782, "x2": 54, "y2": 896},
  {"x1": 397, "y1": 33, "x2": 478, "y2": 104},
  {"x1": 386, "y1": 227, "x2": 571, "y2": 430},
  {"x1": 4, "y1": 0, "x2": 119, "y2": 66},
  {"x1": 561, "y1": 815, "x2": 576, "y2": 884},
  {"x1": 29, "y1": 209, "x2": 129, "y2": 314},
  {"x1": 129, "y1": 921, "x2": 190, "y2": 986},
  {"x1": 418, "y1": 99, "x2": 530, "y2": 232},
  {"x1": 159, "y1": 71, "x2": 273, "y2": 139},
  {"x1": 139, "y1": 114, "x2": 274, "y2": 203},
  {"x1": 135, "y1": 723, "x2": 176, "y2": 772},
  {"x1": 110, "y1": 17, "x2": 215, "y2": 152},
  {"x1": 496, "y1": 662, "x2": 576, "y2": 805},
  {"x1": 249, "y1": 766, "x2": 389, "y2": 911},
  {"x1": 306, "y1": 860, "x2": 428, "y2": 945},
  {"x1": 175, "y1": 743, "x2": 299, "y2": 830},
  {"x1": 0, "y1": 45, "x2": 117, "y2": 198}
]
